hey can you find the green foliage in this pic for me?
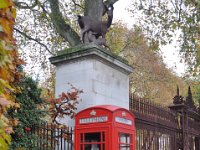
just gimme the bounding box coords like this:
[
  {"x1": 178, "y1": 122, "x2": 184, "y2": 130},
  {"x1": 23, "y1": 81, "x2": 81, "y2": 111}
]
[
  {"x1": 107, "y1": 22, "x2": 186, "y2": 104},
  {"x1": 0, "y1": 129, "x2": 11, "y2": 150},
  {"x1": 14, "y1": 0, "x2": 84, "y2": 79},
  {"x1": 9, "y1": 126, "x2": 37, "y2": 149},
  {"x1": 130, "y1": 0, "x2": 200, "y2": 75},
  {"x1": 8, "y1": 76, "x2": 46, "y2": 149},
  {"x1": 191, "y1": 82, "x2": 200, "y2": 104}
]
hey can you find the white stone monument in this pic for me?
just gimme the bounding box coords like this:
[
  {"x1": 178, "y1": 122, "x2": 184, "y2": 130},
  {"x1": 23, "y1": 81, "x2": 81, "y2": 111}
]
[{"x1": 50, "y1": 44, "x2": 133, "y2": 126}]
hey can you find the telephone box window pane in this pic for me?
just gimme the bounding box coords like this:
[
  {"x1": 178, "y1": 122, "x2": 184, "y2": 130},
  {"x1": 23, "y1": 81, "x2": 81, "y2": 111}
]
[
  {"x1": 127, "y1": 136, "x2": 130, "y2": 144},
  {"x1": 120, "y1": 133, "x2": 130, "y2": 144},
  {"x1": 120, "y1": 135, "x2": 126, "y2": 143},
  {"x1": 85, "y1": 132, "x2": 101, "y2": 142},
  {"x1": 119, "y1": 133, "x2": 131, "y2": 150},
  {"x1": 120, "y1": 145, "x2": 130, "y2": 150},
  {"x1": 84, "y1": 144, "x2": 101, "y2": 150}
]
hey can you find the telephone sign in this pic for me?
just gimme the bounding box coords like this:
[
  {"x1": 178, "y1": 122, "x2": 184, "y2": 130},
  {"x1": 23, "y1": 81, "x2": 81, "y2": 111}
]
[
  {"x1": 79, "y1": 116, "x2": 108, "y2": 124},
  {"x1": 115, "y1": 117, "x2": 132, "y2": 125}
]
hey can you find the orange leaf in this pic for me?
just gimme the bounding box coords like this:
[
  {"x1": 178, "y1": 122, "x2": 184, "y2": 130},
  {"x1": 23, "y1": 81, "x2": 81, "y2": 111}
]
[
  {"x1": 0, "y1": 96, "x2": 10, "y2": 107},
  {"x1": 4, "y1": 127, "x2": 13, "y2": 134}
]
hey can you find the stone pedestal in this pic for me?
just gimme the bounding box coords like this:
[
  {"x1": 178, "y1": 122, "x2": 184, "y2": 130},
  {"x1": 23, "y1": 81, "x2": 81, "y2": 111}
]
[{"x1": 50, "y1": 44, "x2": 133, "y2": 126}]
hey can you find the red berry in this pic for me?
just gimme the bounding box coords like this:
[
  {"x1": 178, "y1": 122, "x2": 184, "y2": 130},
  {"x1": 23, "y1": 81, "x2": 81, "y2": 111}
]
[
  {"x1": 18, "y1": 134, "x2": 22, "y2": 138},
  {"x1": 24, "y1": 127, "x2": 31, "y2": 131}
]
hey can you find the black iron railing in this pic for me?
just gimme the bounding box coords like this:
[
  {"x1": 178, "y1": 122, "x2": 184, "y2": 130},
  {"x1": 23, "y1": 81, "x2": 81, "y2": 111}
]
[{"x1": 30, "y1": 123, "x2": 73, "y2": 150}]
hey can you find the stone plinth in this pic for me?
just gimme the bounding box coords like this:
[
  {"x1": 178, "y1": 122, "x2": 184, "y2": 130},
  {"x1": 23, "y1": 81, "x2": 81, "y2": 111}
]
[{"x1": 50, "y1": 44, "x2": 133, "y2": 126}]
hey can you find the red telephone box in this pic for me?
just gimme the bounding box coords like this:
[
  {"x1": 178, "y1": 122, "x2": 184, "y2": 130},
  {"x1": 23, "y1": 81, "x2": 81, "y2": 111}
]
[{"x1": 75, "y1": 105, "x2": 136, "y2": 150}]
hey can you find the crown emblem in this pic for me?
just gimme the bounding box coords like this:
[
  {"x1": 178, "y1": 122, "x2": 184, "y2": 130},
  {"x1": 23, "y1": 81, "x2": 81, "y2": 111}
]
[
  {"x1": 122, "y1": 111, "x2": 126, "y2": 117},
  {"x1": 90, "y1": 110, "x2": 96, "y2": 116}
]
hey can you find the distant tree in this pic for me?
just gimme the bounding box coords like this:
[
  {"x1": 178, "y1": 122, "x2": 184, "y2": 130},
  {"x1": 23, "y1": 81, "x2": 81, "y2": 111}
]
[
  {"x1": 190, "y1": 80, "x2": 200, "y2": 105},
  {"x1": 107, "y1": 22, "x2": 186, "y2": 104},
  {"x1": 130, "y1": 0, "x2": 200, "y2": 75}
]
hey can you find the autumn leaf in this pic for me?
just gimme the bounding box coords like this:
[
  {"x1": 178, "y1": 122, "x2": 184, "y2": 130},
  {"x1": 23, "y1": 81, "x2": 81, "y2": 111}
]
[
  {"x1": 0, "y1": 96, "x2": 10, "y2": 107},
  {"x1": 0, "y1": 0, "x2": 24, "y2": 148},
  {"x1": 4, "y1": 126, "x2": 13, "y2": 134},
  {"x1": 63, "y1": 134, "x2": 69, "y2": 140},
  {"x1": 0, "y1": 120, "x2": 6, "y2": 128},
  {"x1": 68, "y1": 91, "x2": 78, "y2": 100},
  {"x1": 0, "y1": 79, "x2": 14, "y2": 91},
  {"x1": 0, "y1": 129, "x2": 11, "y2": 149},
  {"x1": 0, "y1": 0, "x2": 10, "y2": 8},
  {"x1": 47, "y1": 84, "x2": 82, "y2": 124},
  {"x1": 12, "y1": 103, "x2": 20, "y2": 109},
  {"x1": 61, "y1": 92, "x2": 69, "y2": 99},
  {"x1": 10, "y1": 118, "x2": 19, "y2": 126}
]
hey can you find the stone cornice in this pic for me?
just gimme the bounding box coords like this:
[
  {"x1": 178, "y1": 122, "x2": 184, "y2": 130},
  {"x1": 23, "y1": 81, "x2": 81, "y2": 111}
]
[{"x1": 49, "y1": 44, "x2": 133, "y2": 74}]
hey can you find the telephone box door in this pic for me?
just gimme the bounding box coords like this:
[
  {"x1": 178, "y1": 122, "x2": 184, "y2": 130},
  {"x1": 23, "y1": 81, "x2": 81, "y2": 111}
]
[
  {"x1": 76, "y1": 128, "x2": 109, "y2": 150},
  {"x1": 117, "y1": 129, "x2": 135, "y2": 150}
]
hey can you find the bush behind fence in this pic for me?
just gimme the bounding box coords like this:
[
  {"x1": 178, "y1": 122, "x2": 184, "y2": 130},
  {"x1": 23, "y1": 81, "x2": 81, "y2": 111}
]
[{"x1": 28, "y1": 123, "x2": 73, "y2": 150}]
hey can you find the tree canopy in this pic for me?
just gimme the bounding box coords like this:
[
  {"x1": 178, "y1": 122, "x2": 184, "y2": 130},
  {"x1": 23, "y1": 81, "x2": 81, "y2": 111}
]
[
  {"x1": 13, "y1": 0, "x2": 200, "y2": 78},
  {"x1": 11, "y1": 0, "x2": 199, "y2": 102},
  {"x1": 13, "y1": 0, "x2": 193, "y2": 103},
  {"x1": 130, "y1": 0, "x2": 200, "y2": 76},
  {"x1": 14, "y1": 0, "x2": 122, "y2": 79},
  {"x1": 107, "y1": 22, "x2": 186, "y2": 104}
]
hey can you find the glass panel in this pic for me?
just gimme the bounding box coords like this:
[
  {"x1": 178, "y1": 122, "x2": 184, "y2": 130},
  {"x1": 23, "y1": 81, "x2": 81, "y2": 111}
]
[
  {"x1": 85, "y1": 132, "x2": 101, "y2": 142},
  {"x1": 120, "y1": 144, "x2": 130, "y2": 150},
  {"x1": 119, "y1": 133, "x2": 131, "y2": 150},
  {"x1": 120, "y1": 135, "x2": 127, "y2": 143},
  {"x1": 84, "y1": 144, "x2": 101, "y2": 150},
  {"x1": 127, "y1": 136, "x2": 130, "y2": 144},
  {"x1": 81, "y1": 132, "x2": 105, "y2": 150},
  {"x1": 119, "y1": 133, "x2": 130, "y2": 144},
  {"x1": 84, "y1": 144, "x2": 91, "y2": 150}
]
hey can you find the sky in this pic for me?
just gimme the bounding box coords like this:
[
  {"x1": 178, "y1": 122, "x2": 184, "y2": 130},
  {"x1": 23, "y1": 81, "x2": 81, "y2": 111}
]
[{"x1": 113, "y1": 0, "x2": 186, "y2": 76}]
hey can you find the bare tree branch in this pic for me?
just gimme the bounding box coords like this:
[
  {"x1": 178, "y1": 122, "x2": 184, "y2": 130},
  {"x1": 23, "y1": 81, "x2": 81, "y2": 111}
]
[
  {"x1": 38, "y1": 0, "x2": 48, "y2": 14},
  {"x1": 14, "y1": 0, "x2": 39, "y2": 9},
  {"x1": 104, "y1": 0, "x2": 119, "y2": 6},
  {"x1": 170, "y1": 0, "x2": 177, "y2": 11},
  {"x1": 178, "y1": 0, "x2": 183, "y2": 22},
  {"x1": 71, "y1": 0, "x2": 84, "y2": 10},
  {"x1": 14, "y1": 28, "x2": 55, "y2": 55}
]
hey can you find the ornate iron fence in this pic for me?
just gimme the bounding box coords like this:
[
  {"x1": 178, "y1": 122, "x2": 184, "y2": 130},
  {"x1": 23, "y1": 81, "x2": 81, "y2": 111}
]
[
  {"x1": 29, "y1": 89, "x2": 200, "y2": 150},
  {"x1": 30, "y1": 123, "x2": 73, "y2": 150},
  {"x1": 129, "y1": 90, "x2": 200, "y2": 150}
]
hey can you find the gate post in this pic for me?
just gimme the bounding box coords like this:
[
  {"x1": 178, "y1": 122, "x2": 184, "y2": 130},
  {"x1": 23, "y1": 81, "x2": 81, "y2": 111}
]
[
  {"x1": 169, "y1": 86, "x2": 186, "y2": 150},
  {"x1": 169, "y1": 86, "x2": 200, "y2": 150}
]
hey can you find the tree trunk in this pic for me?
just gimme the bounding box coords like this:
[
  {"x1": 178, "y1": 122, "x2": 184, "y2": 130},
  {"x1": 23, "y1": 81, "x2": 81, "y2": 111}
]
[
  {"x1": 84, "y1": 0, "x2": 119, "y2": 21},
  {"x1": 84, "y1": 0, "x2": 104, "y2": 21},
  {"x1": 48, "y1": 0, "x2": 81, "y2": 47}
]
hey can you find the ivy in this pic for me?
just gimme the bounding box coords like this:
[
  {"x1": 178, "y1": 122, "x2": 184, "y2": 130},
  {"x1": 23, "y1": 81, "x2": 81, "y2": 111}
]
[{"x1": 0, "y1": 0, "x2": 24, "y2": 149}]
